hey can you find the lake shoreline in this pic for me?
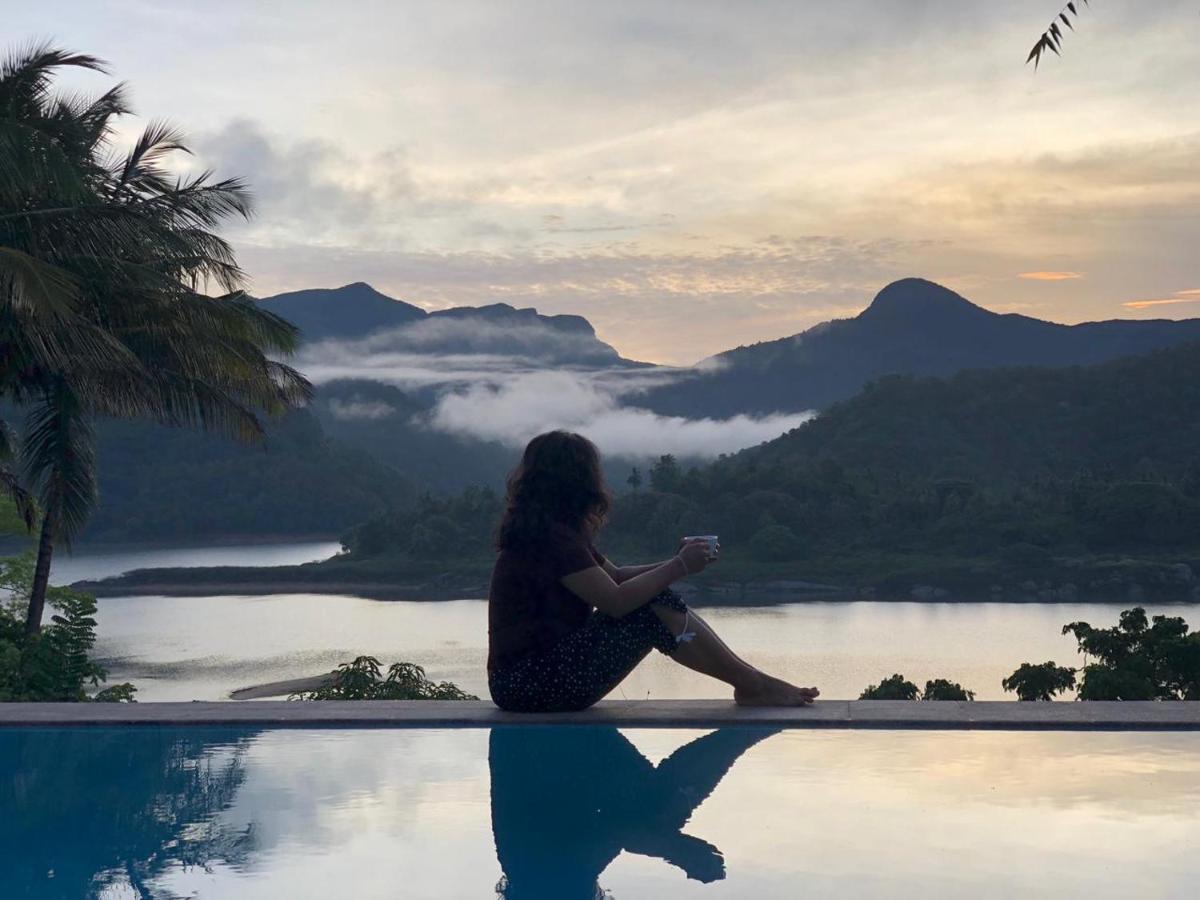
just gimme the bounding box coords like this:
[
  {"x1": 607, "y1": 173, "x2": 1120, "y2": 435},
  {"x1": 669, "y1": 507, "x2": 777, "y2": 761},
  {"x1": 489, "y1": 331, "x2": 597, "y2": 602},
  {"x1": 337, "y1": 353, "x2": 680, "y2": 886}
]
[
  {"x1": 65, "y1": 542, "x2": 1200, "y2": 606},
  {"x1": 73, "y1": 570, "x2": 1200, "y2": 606}
]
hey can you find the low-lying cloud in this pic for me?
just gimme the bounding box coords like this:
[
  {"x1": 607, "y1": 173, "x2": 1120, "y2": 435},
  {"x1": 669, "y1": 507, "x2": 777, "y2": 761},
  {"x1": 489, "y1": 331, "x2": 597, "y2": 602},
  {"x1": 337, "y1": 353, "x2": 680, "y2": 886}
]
[
  {"x1": 296, "y1": 325, "x2": 807, "y2": 458},
  {"x1": 427, "y1": 369, "x2": 813, "y2": 458}
]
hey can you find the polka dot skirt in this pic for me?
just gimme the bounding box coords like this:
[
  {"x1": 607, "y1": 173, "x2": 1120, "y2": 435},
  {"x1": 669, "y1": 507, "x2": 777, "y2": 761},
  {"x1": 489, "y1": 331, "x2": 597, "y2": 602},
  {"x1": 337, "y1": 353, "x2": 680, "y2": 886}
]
[{"x1": 489, "y1": 589, "x2": 689, "y2": 712}]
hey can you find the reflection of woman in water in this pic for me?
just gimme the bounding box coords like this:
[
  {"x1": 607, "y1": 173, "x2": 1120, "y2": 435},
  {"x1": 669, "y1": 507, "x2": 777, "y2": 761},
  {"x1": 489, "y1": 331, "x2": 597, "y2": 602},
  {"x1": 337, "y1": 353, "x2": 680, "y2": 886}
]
[
  {"x1": 488, "y1": 430, "x2": 818, "y2": 712},
  {"x1": 490, "y1": 726, "x2": 778, "y2": 899}
]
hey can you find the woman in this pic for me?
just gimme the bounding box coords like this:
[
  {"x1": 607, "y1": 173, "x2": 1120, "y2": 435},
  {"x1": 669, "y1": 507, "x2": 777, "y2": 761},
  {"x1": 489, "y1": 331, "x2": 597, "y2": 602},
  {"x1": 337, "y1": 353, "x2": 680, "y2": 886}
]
[{"x1": 487, "y1": 430, "x2": 819, "y2": 712}]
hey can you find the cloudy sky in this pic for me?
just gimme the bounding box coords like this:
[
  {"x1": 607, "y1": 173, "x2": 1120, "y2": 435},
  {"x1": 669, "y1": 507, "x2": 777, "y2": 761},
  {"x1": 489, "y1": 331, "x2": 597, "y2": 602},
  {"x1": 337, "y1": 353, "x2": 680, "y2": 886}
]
[{"x1": 16, "y1": 0, "x2": 1200, "y2": 364}]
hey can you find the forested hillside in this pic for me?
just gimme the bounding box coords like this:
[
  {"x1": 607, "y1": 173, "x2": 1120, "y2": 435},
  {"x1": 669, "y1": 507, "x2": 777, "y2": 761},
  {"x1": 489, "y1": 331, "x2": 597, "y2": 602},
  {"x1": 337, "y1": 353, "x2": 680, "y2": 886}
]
[{"x1": 82, "y1": 411, "x2": 412, "y2": 541}]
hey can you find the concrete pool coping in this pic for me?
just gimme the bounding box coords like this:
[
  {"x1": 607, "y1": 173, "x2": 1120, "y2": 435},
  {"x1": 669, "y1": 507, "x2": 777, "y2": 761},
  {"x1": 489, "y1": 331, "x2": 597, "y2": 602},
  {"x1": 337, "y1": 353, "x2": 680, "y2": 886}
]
[{"x1": 2, "y1": 700, "x2": 1200, "y2": 730}]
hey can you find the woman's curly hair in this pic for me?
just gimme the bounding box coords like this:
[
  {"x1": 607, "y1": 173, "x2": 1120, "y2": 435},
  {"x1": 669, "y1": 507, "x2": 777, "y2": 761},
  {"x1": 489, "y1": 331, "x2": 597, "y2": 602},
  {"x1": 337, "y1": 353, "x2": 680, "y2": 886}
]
[{"x1": 496, "y1": 431, "x2": 611, "y2": 552}]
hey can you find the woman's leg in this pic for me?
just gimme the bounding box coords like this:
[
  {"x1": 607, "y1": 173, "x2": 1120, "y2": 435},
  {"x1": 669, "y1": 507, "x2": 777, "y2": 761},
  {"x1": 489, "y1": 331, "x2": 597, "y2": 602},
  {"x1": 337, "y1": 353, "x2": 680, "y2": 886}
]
[
  {"x1": 490, "y1": 603, "x2": 675, "y2": 712},
  {"x1": 489, "y1": 591, "x2": 818, "y2": 712},
  {"x1": 650, "y1": 602, "x2": 819, "y2": 706}
]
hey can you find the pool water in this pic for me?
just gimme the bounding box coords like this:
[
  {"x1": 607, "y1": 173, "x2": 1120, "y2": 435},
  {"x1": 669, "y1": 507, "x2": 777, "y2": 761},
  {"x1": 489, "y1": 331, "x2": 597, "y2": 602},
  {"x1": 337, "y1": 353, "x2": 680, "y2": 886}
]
[{"x1": 2, "y1": 727, "x2": 1198, "y2": 899}]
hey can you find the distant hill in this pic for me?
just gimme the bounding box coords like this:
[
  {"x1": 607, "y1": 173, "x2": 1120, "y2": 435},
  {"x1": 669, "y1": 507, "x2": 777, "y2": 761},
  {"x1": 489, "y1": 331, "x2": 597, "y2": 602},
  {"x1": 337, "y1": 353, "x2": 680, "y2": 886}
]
[
  {"x1": 732, "y1": 340, "x2": 1200, "y2": 483},
  {"x1": 310, "y1": 379, "x2": 517, "y2": 492},
  {"x1": 258, "y1": 282, "x2": 632, "y2": 366},
  {"x1": 257, "y1": 282, "x2": 426, "y2": 340},
  {"x1": 638, "y1": 278, "x2": 1200, "y2": 417},
  {"x1": 82, "y1": 410, "x2": 413, "y2": 542}
]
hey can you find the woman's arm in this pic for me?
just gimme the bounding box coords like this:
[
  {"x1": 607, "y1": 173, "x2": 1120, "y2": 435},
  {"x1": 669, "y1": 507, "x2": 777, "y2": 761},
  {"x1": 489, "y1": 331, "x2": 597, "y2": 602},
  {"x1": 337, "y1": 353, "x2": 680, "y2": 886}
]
[
  {"x1": 602, "y1": 559, "x2": 666, "y2": 584},
  {"x1": 602, "y1": 539, "x2": 716, "y2": 584},
  {"x1": 564, "y1": 542, "x2": 711, "y2": 619}
]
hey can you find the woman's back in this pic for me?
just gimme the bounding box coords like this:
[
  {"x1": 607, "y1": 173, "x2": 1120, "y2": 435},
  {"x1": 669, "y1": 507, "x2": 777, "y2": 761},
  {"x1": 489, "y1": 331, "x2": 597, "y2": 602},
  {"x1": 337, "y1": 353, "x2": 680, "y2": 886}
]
[{"x1": 487, "y1": 523, "x2": 604, "y2": 672}]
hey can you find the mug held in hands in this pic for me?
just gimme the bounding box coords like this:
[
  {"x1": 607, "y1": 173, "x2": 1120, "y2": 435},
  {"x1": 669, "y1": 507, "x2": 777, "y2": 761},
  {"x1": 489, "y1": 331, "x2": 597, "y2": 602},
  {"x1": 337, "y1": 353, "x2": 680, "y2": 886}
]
[{"x1": 683, "y1": 535, "x2": 720, "y2": 559}]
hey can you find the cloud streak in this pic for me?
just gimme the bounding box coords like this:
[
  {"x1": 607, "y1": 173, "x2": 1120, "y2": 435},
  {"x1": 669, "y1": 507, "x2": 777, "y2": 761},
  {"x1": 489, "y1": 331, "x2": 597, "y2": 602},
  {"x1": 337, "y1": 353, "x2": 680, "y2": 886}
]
[
  {"x1": 427, "y1": 370, "x2": 814, "y2": 458},
  {"x1": 327, "y1": 399, "x2": 397, "y2": 420},
  {"x1": 296, "y1": 325, "x2": 806, "y2": 457},
  {"x1": 1018, "y1": 272, "x2": 1082, "y2": 281},
  {"x1": 1123, "y1": 298, "x2": 1200, "y2": 310}
]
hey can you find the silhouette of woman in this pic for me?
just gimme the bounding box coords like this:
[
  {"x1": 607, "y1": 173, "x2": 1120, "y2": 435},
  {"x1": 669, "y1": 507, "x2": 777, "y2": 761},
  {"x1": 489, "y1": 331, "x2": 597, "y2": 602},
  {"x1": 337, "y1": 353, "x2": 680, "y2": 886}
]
[{"x1": 489, "y1": 726, "x2": 779, "y2": 899}]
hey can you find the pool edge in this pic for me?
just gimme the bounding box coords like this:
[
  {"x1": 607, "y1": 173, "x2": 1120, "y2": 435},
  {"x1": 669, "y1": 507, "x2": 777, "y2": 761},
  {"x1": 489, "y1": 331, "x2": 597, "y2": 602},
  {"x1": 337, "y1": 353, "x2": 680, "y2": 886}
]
[{"x1": 2, "y1": 699, "x2": 1199, "y2": 730}]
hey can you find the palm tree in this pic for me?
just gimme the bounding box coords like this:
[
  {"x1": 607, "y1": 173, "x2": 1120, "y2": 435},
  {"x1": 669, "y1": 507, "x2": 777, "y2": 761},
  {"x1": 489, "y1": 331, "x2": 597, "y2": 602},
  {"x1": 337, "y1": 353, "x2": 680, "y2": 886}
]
[{"x1": 1, "y1": 43, "x2": 311, "y2": 634}]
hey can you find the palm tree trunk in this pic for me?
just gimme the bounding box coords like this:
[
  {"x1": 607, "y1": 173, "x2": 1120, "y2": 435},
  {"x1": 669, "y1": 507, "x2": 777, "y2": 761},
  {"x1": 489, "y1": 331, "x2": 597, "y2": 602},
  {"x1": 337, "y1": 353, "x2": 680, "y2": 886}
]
[{"x1": 24, "y1": 513, "x2": 55, "y2": 636}]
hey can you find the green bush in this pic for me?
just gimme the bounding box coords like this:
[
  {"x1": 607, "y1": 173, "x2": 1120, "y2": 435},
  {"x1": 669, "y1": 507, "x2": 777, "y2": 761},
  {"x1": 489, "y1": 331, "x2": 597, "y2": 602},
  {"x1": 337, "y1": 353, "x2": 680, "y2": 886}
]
[
  {"x1": 0, "y1": 553, "x2": 136, "y2": 702},
  {"x1": 923, "y1": 678, "x2": 975, "y2": 701},
  {"x1": 1001, "y1": 661, "x2": 1077, "y2": 701},
  {"x1": 1065, "y1": 608, "x2": 1200, "y2": 700},
  {"x1": 859, "y1": 674, "x2": 920, "y2": 700},
  {"x1": 292, "y1": 655, "x2": 477, "y2": 701},
  {"x1": 1005, "y1": 608, "x2": 1200, "y2": 701},
  {"x1": 860, "y1": 673, "x2": 976, "y2": 700}
]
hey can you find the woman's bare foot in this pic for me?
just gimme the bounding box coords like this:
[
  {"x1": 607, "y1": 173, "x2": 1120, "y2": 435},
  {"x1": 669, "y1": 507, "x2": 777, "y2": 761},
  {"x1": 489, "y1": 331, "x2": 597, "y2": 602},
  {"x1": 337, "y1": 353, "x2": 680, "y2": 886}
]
[{"x1": 734, "y1": 674, "x2": 819, "y2": 707}]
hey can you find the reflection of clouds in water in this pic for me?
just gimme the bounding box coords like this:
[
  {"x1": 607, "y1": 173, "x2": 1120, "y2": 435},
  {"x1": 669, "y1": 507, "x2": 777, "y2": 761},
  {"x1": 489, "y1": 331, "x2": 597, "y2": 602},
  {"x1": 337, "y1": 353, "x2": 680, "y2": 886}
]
[
  {"x1": 110, "y1": 728, "x2": 1200, "y2": 899},
  {"x1": 775, "y1": 730, "x2": 1200, "y2": 818}
]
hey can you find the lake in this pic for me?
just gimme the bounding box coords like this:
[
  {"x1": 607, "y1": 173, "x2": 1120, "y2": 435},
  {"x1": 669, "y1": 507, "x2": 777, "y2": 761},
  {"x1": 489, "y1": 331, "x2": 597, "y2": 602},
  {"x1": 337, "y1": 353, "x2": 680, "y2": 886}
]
[{"x1": 49, "y1": 542, "x2": 1200, "y2": 702}]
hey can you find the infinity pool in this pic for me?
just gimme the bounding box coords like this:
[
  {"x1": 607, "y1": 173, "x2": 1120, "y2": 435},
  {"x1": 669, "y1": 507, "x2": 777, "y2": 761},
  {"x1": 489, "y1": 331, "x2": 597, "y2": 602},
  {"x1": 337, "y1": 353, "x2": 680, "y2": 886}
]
[{"x1": 2, "y1": 727, "x2": 1197, "y2": 899}]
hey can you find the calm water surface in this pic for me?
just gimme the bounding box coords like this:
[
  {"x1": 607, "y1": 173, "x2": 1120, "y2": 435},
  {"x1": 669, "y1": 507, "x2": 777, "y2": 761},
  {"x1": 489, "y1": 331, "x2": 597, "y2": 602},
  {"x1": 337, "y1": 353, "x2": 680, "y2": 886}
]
[
  {"x1": 2, "y1": 727, "x2": 1197, "y2": 899},
  {"x1": 48, "y1": 540, "x2": 342, "y2": 584},
  {"x1": 56, "y1": 542, "x2": 1200, "y2": 701}
]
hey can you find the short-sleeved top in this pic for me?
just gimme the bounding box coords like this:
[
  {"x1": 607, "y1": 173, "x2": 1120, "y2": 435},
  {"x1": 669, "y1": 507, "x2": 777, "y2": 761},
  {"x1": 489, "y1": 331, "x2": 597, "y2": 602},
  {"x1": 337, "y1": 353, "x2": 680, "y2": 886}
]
[{"x1": 487, "y1": 523, "x2": 606, "y2": 673}]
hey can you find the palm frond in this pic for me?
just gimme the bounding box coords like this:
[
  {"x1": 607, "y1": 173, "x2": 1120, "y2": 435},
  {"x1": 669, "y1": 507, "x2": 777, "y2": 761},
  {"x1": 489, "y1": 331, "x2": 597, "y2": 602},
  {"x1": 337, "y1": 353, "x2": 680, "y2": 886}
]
[
  {"x1": 0, "y1": 246, "x2": 79, "y2": 316},
  {"x1": 0, "y1": 468, "x2": 36, "y2": 530},
  {"x1": 0, "y1": 120, "x2": 95, "y2": 206},
  {"x1": 117, "y1": 119, "x2": 189, "y2": 187},
  {"x1": 0, "y1": 42, "x2": 107, "y2": 110},
  {"x1": 0, "y1": 420, "x2": 34, "y2": 528},
  {"x1": 1027, "y1": 1, "x2": 1090, "y2": 69},
  {"x1": 20, "y1": 383, "x2": 97, "y2": 545}
]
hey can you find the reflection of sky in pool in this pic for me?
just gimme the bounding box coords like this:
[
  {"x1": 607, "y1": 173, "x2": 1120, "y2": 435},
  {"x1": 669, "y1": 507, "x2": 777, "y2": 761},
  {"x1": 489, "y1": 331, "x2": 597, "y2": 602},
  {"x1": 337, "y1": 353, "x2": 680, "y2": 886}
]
[{"x1": 3, "y1": 727, "x2": 1198, "y2": 899}]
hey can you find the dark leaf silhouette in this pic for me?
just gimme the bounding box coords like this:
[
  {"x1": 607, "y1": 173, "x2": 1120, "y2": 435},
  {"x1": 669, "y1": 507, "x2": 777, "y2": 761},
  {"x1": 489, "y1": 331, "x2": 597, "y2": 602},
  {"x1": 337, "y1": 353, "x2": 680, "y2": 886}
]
[{"x1": 1027, "y1": 1, "x2": 1091, "y2": 68}]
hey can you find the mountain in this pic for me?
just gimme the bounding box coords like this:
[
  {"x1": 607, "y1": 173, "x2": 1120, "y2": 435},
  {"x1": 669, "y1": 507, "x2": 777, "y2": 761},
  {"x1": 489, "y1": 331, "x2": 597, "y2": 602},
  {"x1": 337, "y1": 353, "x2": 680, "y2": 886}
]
[
  {"x1": 637, "y1": 278, "x2": 1200, "y2": 417},
  {"x1": 258, "y1": 283, "x2": 632, "y2": 365},
  {"x1": 257, "y1": 282, "x2": 426, "y2": 340}
]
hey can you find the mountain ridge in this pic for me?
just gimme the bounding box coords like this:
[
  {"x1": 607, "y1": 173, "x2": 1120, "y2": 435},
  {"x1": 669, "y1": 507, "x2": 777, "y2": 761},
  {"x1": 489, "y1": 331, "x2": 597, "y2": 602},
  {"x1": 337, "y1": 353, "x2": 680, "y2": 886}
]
[
  {"x1": 638, "y1": 278, "x2": 1200, "y2": 417},
  {"x1": 257, "y1": 282, "x2": 628, "y2": 364}
]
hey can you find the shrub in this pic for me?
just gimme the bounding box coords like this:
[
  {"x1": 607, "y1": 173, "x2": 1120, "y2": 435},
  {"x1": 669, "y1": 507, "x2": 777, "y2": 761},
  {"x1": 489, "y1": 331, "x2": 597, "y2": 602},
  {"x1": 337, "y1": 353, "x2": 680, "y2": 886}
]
[
  {"x1": 1064, "y1": 608, "x2": 1200, "y2": 700},
  {"x1": 859, "y1": 674, "x2": 920, "y2": 700},
  {"x1": 0, "y1": 553, "x2": 136, "y2": 702},
  {"x1": 293, "y1": 655, "x2": 477, "y2": 701},
  {"x1": 1001, "y1": 661, "x2": 1077, "y2": 701},
  {"x1": 860, "y1": 674, "x2": 976, "y2": 700},
  {"x1": 923, "y1": 678, "x2": 975, "y2": 701}
]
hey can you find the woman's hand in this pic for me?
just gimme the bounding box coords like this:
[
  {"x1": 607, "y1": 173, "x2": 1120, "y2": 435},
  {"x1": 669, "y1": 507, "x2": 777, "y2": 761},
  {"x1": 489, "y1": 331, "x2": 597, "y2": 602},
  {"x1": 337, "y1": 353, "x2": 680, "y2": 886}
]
[
  {"x1": 676, "y1": 541, "x2": 713, "y2": 575},
  {"x1": 677, "y1": 537, "x2": 720, "y2": 563}
]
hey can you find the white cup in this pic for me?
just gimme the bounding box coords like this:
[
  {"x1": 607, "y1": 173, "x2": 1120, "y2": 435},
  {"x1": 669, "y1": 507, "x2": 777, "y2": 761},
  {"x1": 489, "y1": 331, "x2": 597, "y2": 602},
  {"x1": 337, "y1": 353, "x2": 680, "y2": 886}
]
[{"x1": 683, "y1": 535, "x2": 720, "y2": 558}]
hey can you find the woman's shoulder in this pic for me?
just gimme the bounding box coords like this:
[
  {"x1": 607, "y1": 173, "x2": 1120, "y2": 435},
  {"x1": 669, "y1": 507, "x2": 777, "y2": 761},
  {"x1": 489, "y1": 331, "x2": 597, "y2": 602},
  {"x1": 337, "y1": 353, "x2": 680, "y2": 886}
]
[{"x1": 497, "y1": 521, "x2": 593, "y2": 561}]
